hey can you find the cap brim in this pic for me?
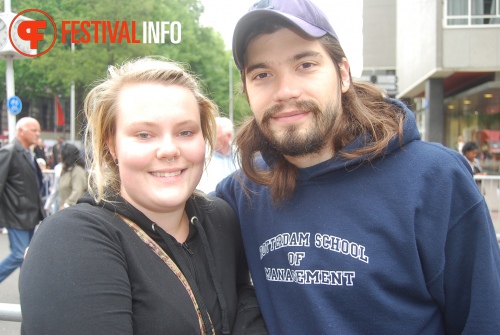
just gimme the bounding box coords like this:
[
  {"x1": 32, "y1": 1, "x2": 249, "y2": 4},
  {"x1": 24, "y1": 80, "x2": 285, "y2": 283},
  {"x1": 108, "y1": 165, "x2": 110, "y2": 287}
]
[{"x1": 232, "y1": 9, "x2": 328, "y2": 71}]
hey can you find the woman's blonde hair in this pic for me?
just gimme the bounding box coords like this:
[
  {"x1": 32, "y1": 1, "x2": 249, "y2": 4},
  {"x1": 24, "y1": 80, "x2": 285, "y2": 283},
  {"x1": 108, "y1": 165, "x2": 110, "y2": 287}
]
[{"x1": 84, "y1": 57, "x2": 218, "y2": 203}]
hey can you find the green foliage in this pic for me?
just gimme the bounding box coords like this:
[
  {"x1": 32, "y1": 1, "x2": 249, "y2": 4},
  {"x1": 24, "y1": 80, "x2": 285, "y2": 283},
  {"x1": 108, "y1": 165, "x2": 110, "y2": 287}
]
[{"x1": 0, "y1": 0, "x2": 253, "y2": 135}]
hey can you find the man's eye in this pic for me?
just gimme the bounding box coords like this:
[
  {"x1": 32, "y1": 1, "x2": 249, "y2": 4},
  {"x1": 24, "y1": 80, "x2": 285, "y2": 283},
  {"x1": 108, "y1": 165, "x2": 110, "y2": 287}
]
[
  {"x1": 254, "y1": 73, "x2": 270, "y2": 80},
  {"x1": 300, "y1": 62, "x2": 315, "y2": 69}
]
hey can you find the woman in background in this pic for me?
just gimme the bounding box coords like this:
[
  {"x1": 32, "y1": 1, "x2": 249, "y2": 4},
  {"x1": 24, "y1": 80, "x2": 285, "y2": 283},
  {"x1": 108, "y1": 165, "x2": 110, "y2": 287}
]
[
  {"x1": 462, "y1": 141, "x2": 485, "y2": 175},
  {"x1": 19, "y1": 57, "x2": 265, "y2": 335},
  {"x1": 58, "y1": 143, "x2": 87, "y2": 209}
]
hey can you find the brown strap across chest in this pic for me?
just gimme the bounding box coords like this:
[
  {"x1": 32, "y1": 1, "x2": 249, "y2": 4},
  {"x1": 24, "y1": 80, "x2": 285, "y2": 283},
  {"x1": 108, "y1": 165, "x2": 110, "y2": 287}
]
[{"x1": 118, "y1": 214, "x2": 214, "y2": 335}]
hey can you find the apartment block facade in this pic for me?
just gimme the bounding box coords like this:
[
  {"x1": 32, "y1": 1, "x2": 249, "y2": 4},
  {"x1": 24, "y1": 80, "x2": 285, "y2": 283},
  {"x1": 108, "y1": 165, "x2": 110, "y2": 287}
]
[{"x1": 363, "y1": 0, "x2": 500, "y2": 159}]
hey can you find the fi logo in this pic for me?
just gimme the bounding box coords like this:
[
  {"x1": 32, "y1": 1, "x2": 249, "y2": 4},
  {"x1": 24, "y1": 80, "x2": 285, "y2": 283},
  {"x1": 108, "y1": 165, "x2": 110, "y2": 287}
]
[{"x1": 10, "y1": 9, "x2": 56, "y2": 57}]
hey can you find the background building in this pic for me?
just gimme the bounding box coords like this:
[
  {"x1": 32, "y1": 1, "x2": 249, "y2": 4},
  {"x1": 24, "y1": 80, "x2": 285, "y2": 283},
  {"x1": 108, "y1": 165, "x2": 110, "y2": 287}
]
[
  {"x1": 363, "y1": 0, "x2": 500, "y2": 170},
  {"x1": 1, "y1": 95, "x2": 70, "y2": 146},
  {"x1": 361, "y1": 0, "x2": 398, "y2": 97}
]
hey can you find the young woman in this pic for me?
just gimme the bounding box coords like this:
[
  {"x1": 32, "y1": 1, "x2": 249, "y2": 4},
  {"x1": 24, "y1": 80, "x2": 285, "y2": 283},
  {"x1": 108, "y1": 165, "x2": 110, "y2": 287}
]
[
  {"x1": 58, "y1": 143, "x2": 87, "y2": 209},
  {"x1": 19, "y1": 57, "x2": 266, "y2": 335}
]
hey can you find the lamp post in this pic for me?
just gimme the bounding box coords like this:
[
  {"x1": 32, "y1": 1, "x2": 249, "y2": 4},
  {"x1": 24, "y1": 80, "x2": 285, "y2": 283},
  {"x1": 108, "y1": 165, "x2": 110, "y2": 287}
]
[
  {"x1": 229, "y1": 57, "x2": 233, "y2": 123},
  {"x1": 70, "y1": 42, "x2": 75, "y2": 142},
  {"x1": 0, "y1": 0, "x2": 37, "y2": 142}
]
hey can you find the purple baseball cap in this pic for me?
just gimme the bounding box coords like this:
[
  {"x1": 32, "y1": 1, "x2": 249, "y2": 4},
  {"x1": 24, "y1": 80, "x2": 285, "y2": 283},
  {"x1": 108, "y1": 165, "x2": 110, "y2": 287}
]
[{"x1": 232, "y1": 0, "x2": 338, "y2": 71}]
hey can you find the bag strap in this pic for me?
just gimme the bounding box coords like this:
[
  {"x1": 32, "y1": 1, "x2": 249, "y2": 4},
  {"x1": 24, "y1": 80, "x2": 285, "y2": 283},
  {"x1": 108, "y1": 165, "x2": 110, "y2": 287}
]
[{"x1": 118, "y1": 214, "x2": 214, "y2": 335}]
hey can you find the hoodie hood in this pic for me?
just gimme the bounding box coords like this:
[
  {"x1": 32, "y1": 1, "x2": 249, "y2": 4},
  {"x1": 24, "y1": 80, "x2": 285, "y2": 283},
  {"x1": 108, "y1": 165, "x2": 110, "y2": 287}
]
[{"x1": 77, "y1": 192, "x2": 206, "y2": 227}]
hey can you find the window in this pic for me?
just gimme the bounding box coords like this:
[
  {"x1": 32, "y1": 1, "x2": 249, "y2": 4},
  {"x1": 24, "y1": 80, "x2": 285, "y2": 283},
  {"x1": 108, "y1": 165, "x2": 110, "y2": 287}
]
[{"x1": 445, "y1": 0, "x2": 500, "y2": 26}]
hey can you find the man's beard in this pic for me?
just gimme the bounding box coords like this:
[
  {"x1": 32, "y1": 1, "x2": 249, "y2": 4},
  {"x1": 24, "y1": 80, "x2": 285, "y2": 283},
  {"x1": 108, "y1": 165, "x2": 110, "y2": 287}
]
[{"x1": 257, "y1": 100, "x2": 339, "y2": 157}]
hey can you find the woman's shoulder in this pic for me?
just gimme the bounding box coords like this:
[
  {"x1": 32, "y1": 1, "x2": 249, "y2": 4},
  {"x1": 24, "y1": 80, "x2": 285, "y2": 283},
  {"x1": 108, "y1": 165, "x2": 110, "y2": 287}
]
[
  {"x1": 72, "y1": 164, "x2": 87, "y2": 175},
  {"x1": 38, "y1": 203, "x2": 122, "y2": 237}
]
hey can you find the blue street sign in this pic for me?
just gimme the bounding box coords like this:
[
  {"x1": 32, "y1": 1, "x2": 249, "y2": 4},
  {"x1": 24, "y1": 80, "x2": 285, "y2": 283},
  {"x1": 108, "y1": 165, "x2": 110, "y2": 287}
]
[{"x1": 8, "y1": 96, "x2": 22, "y2": 115}]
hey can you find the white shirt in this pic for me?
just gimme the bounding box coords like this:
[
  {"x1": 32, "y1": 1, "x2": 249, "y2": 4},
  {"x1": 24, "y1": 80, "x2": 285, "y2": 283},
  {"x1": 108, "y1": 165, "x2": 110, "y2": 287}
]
[{"x1": 197, "y1": 150, "x2": 238, "y2": 194}]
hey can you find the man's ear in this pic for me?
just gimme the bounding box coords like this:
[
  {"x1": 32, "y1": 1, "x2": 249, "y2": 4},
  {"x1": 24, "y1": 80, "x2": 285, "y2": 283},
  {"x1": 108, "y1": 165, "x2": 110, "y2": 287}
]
[{"x1": 339, "y1": 58, "x2": 351, "y2": 93}]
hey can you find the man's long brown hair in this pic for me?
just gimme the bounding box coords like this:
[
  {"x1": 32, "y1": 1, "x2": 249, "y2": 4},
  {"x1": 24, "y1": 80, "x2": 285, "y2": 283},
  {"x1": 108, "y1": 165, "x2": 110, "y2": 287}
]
[{"x1": 236, "y1": 19, "x2": 405, "y2": 206}]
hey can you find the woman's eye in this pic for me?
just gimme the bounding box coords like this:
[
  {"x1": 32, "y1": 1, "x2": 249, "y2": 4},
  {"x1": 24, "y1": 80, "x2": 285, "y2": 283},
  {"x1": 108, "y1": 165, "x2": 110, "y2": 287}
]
[
  {"x1": 137, "y1": 133, "x2": 151, "y2": 139},
  {"x1": 179, "y1": 131, "x2": 193, "y2": 137}
]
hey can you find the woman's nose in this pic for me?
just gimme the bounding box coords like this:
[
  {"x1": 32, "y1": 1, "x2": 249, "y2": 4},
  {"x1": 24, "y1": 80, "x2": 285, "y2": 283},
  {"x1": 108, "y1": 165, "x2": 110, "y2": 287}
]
[{"x1": 156, "y1": 136, "x2": 180, "y2": 160}]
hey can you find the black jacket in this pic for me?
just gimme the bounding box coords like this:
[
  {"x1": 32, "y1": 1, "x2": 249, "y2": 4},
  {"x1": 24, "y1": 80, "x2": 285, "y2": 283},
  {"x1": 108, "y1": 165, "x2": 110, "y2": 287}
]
[
  {"x1": 20, "y1": 193, "x2": 267, "y2": 334},
  {"x1": 0, "y1": 138, "x2": 44, "y2": 229}
]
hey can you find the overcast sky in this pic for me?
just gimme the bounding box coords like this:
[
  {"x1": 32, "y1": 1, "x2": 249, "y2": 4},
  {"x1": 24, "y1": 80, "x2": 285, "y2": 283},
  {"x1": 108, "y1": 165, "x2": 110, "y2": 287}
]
[{"x1": 199, "y1": 0, "x2": 363, "y2": 77}]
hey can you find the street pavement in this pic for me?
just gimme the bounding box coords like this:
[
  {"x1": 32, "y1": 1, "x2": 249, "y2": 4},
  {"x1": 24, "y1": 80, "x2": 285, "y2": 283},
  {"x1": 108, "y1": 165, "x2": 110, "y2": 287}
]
[{"x1": 0, "y1": 233, "x2": 22, "y2": 335}]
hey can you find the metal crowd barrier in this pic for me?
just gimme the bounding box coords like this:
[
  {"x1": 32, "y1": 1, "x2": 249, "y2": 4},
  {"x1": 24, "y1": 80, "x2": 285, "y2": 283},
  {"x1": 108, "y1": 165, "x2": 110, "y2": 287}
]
[
  {"x1": 0, "y1": 303, "x2": 21, "y2": 322},
  {"x1": 41, "y1": 169, "x2": 55, "y2": 200},
  {"x1": 1, "y1": 174, "x2": 499, "y2": 322},
  {"x1": 474, "y1": 174, "x2": 500, "y2": 242}
]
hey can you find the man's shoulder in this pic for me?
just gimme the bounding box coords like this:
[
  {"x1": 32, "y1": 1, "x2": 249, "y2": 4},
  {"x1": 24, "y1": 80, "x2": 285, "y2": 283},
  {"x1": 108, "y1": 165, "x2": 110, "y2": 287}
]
[
  {"x1": 0, "y1": 141, "x2": 15, "y2": 152},
  {"x1": 0, "y1": 142, "x2": 17, "y2": 161},
  {"x1": 405, "y1": 140, "x2": 466, "y2": 163},
  {"x1": 192, "y1": 194, "x2": 234, "y2": 214},
  {"x1": 396, "y1": 140, "x2": 473, "y2": 179},
  {"x1": 190, "y1": 194, "x2": 239, "y2": 229}
]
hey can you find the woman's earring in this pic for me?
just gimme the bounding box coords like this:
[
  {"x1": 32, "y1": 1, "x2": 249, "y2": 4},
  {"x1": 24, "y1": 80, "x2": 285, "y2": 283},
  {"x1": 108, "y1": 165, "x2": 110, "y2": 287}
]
[{"x1": 115, "y1": 159, "x2": 119, "y2": 166}]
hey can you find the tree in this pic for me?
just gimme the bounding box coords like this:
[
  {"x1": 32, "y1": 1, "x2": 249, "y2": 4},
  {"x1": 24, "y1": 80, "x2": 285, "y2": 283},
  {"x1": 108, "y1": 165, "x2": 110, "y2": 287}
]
[{"x1": 0, "y1": 0, "x2": 252, "y2": 137}]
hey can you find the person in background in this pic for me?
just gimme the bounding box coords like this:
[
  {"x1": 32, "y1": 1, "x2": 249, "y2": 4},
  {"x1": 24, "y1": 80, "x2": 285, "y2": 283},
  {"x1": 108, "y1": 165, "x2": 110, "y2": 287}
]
[
  {"x1": 456, "y1": 135, "x2": 465, "y2": 153},
  {"x1": 33, "y1": 138, "x2": 46, "y2": 161},
  {"x1": 20, "y1": 57, "x2": 266, "y2": 334},
  {"x1": 58, "y1": 143, "x2": 87, "y2": 210},
  {"x1": 50, "y1": 136, "x2": 65, "y2": 168},
  {"x1": 462, "y1": 141, "x2": 487, "y2": 191},
  {"x1": 481, "y1": 140, "x2": 491, "y2": 160},
  {"x1": 462, "y1": 141, "x2": 484, "y2": 175},
  {"x1": 36, "y1": 158, "x2": 51, "y2": 202},
  {"x1": 36, "y1": 158, "x2": 47, "y2": 170},
  {"x1": 197, "y1": 116, "x2": 239, "y2": 193},
  {"x1": 0, "y1": 117, "x2": 45, "y2": 283},
  {"x1": 215, "y1": 0, "x2": 500, "y2": 333}
]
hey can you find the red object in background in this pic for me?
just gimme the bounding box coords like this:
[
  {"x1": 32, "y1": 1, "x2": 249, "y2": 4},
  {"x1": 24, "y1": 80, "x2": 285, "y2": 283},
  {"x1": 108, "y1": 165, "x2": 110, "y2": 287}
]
[{"x1": 55, "y1": 95, "x2": 65, "y2": 126}]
